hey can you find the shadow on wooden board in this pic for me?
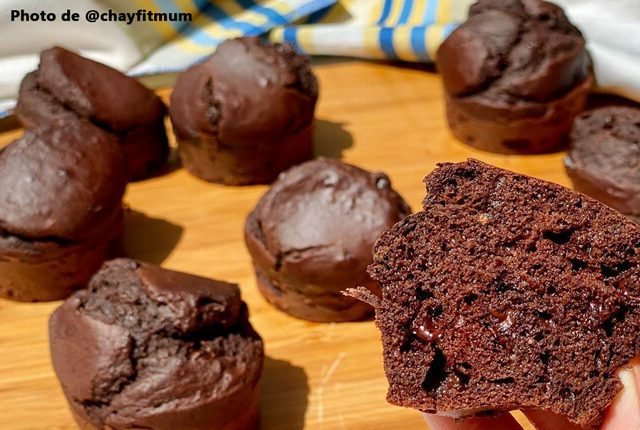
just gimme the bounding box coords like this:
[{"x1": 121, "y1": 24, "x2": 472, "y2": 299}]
[
  {"x1": 313, "y1": 119, "x2": 354, "y2": 159},
  {"x1": 261, "y1": 357, "x2": 309, "y2": 430},
  {"x1": 124, "y1": 209, "x2": 183, "y2": 264}
]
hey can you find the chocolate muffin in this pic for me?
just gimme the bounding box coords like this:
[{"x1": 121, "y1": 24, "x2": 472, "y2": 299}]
[
  {"x1": 49, "y1": 258, "x2": 264, "y2": 430},
  {"x1": 436, "y1": 0, "x2": 593, "y2": 154},
  {"x1": 0, "y1": 119, "x2": 127, "y2": 302},
  {"x1": 565, "y1": 106, "x2": 640, "y2": 222},
  {"x1": 169, "y1": 37, "x2": 318, "y2": 185},
  {"x1": 364, "y1": 159, "x2": 640, "y2": 428},
  {"x1": 15, "y1": 47, "x2": 168, "y2": 180},
  {"x1": 245, "y1": 158, "x2": 411, "y2": 322}
]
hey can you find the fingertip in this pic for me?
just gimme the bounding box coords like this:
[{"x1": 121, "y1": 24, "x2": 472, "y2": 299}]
[
  {"x1": 423, "y1": 412, "x2": 523, "y2": 430},
  {"x1": 522, "y1": 409, "x2": 584, "y2": 430},
  {"x1": 601, "y1": 359, "x2": 640, "y2": 430}
]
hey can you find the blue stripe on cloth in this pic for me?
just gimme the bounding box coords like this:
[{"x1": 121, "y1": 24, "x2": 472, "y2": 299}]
[
  {"x1": 191, "y1": 0, "x2": 209, "y2": 9},
  {"x1": 150, "y1": 0, "x2": 220, "y2": 45},
  {"x1": 424, "y1": 0, "x2": 438, "y2": 25},
  {"x1": 410, "y1": 25, "x2": 429, "y2": 61},
  {"x1": 295, "y1": 0, "x2": 338, "y2": 20},
  {"x1": 235, "y1": 0, "x2": 288, "y2": 25},
  {"x1": 282, "y1": 27, "x2": 302, "y2": 52},
  {"x1": 377, "y1": 0, "x2": 393, "y2": 25},
  {"x1": 442, "y1": 22, "x2": 457, "y2": 38},
  {"x1": 379, "y1": 27, "x2": 397, "y2": 59},
  {"x1": 306, "y1": 4, "x2": 334, "y2": 23},
  {"x1": 181, "y1": 24, "x2": 224, "y2": 46},
  {"x1": 203, "y1": 4, "x2": 263, "y2": 35},
  {"x1": 397, "y1": 0, "x2": 414, "y2": 25}
]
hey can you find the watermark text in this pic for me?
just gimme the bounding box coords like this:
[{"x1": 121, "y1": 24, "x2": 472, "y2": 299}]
[{"x1": 10, "y1": 9, "x2": 192, "y2": 24}]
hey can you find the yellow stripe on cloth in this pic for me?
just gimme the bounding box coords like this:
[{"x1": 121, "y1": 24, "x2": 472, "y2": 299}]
[
  {"x1": 426, "y1": 24, "x2": 444, "y2": 61},
  {"x1": 171, "y1": 33, "x2": 221, "y2": 54},
  {"x1": 319, "y1": 0, "x2": 355, "y2": 23},
  {"x1": 200, "y1": 24, "x2": 244, "y2": 40},
  {"x1": 218, "y1": 0, "x2": 270, "y2": 27},
  {"x1": 369, "y1": 0, "x2": 385, "y2": 25},
  {"x1": 436, "y1": 0, "x2": 452, "y2": 24},
  {"x1": 176, "y1": 13, "x2": 241, "y2": 48},
  {"x1": 189, "y1": 4, "x2": 243, "y2": 41},
  {"x1": 217, "y1": 0, "x2": 245, "y2": 16},
  {"x1": 297, "y1": 27, "x2": 315, "y2": 52},
  {"x1": 393, "y1": 25, "x2": 418, "y2": 61},
  {"x1": 408, "y1": 0, "x2": 426, "y2": 25},
  {"x1": 386, "y1": 0, "x2": 405, "y2": 26},
  {"x1": 363, "y1": 26, "x2": 385, "y2": 58},
  {"x1": 266, "y1": 0, "x2": 294, "y2": 16},
  {"x1": 270, "y1": 26, "x2": 285, "y2": 41}
]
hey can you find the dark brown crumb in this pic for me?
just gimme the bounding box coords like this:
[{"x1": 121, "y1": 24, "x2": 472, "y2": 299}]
[{"x1": 368, "y1": 159, "x2": 640, "y2": 428}]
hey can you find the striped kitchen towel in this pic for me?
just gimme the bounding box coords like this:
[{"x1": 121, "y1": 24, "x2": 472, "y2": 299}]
[
  {"x1": 1, "y1": 0, "x2": 639, "y2": 116},
  {"x1": 129, "y1": 0, "x2": 340, "y2": 75},
  {"x1": 269, "y1": 0, "x2": 640, "y2": 101},
  {"x1": 133, "y1": 0, "x2": 473, "y2": 73},
  {"x1": 270, "y1": 0, "x2": 473, "y2": 62}
]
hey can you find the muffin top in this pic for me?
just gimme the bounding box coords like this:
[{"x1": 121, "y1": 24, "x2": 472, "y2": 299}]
[
  {"x1": 564, "y1": 106, "x2": 640, "y2": 215},
  {"x1": 0, "y1": 119, "x2": 127, "y2": 241},
  {"x1": 16, "y1": 47, "x2": 166, "y2": 133},
  {"x1": 49, "y1": 258, "x2": 263, "y2": 430},
  {"x1": 245, "y1": 158, "x2": 411, "y2": 287},
  {"x1": 437, "y1": 0, "x2": 589, "y2": 107},
  {"x1": 568, "y1": 106, "x2": 640, "y2": 182},
  {"x1": 170, "y1": 37, "x2": 318, "y2": 144}
]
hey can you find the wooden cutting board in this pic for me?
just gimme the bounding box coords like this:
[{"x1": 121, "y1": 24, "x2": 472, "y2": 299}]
[{"x1": 0, "y1": 59, "x2": 571, "y2": 430}]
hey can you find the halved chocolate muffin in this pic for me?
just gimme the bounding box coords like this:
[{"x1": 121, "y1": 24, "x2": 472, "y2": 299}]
[
  {"x1": 16, "y1": 47, "x2": 168, "y2": 180},
  {"x1": 169, "y1": 37, "x2": 318, "y2": 185},
  {"x1": 0, "y1": 119, "x2": 127, "y2": 301},
  {"x1": 366, "y1": 159, "x2": 640, "y2": 428},
  {"x1": 565, "y1": 106, "x2": 640, "y2": 222},
  {"x1": 49, "y1": 258, "x2": 264, "y2": 430},
  {"x1": 437, "y1": 0, "x2": 593, "y2": 153}
]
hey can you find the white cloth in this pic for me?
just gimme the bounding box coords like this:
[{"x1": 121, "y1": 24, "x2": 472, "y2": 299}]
[{"x1": 556, "y1": 0, "x2": 640, "y2": 100}]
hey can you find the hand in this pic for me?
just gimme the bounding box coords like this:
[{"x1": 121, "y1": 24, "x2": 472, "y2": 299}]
[{"x1": 423, "y1": 360, "x2": 640, "y2": 429}]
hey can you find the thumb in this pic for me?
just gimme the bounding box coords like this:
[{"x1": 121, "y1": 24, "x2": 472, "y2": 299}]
[{"x1": 600, "y1": 357, "x2": 640, "y2": 430}]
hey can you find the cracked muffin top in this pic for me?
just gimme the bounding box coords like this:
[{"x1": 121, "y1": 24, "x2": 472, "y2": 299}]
[
  {"x1": 48, "y1": 258, "x2": 263, "y2": 430},
  {"x1": 16, "y1": 47, "x2": 166, "y2": 134},
  {"x1": 437, "y1": 0, "x2": 590, "y2": 109},
  {"x1": 0, "y1": 119, "x2": 126, "y2": 241},
  {"x1": 169, "y1": 36, "x2": 318, "y2": 145},
  {"x1": 245, "y1": 158, "x2": 411, "y2": 288}
]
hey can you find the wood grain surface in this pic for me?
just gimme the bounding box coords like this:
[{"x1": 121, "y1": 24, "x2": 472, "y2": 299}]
[{"x1": 0, "y1": 59, "x2": 575, "y2": 430}]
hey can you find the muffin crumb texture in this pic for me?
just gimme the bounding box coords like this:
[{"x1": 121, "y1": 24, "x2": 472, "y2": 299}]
[{"x1": 369, "y1": 159, "x2": 640, "y2": 427}]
